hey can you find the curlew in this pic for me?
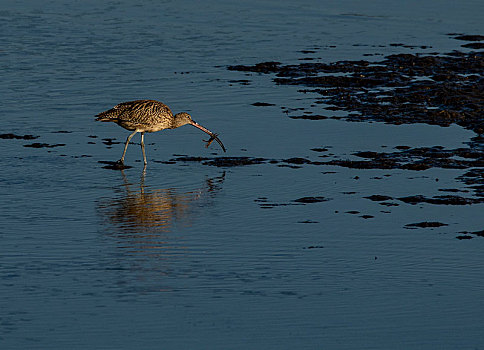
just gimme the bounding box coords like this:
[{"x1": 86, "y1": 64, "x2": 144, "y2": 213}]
[{"x1": 95, "y1": 99, "x2": 226, "y2": 165}]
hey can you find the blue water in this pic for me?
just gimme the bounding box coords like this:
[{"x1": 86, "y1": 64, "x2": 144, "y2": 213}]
[{"x1": 1, "y1": 0, "x2": 483, "y2": 349}]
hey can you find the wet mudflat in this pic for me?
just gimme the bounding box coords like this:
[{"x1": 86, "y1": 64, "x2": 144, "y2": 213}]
[{"x1": 1, "y1": 1, "x2": 484, "y2": 349}]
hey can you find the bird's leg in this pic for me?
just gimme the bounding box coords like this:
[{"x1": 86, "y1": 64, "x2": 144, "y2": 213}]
[
  {"x1": 140, "y1": 132, "x2": 147, "y2": 165},
  {"x1": 119, "y1": 130, "x2": 138, "y2": 164}
]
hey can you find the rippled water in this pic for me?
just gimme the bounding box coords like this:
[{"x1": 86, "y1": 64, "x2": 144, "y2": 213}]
[{"x1": 1, "y1": 1, "x2": 483, "y2": 349}]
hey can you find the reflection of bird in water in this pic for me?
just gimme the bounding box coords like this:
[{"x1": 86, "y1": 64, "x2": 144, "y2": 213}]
[
  {"x1": 95, "y1": 100, "x2": 226, "y2": 166},
  {"x1": 97, "y1": 169, "x2": 225, "y2": 253}
]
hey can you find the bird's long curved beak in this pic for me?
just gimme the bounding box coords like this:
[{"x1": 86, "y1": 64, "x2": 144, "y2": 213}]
[{"x1": 190, "y1": 120, "x2": 226, "y2": 152}]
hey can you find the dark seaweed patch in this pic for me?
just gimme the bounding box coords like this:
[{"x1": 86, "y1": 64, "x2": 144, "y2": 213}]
[
  {"x1": 324, "y1": 146, "x2": 484, "y2": 173},
  {"x1": 458, "y1": 229, "x2": 484, "y2": 238},
  {"x1": 461, "y1": 43, "x2": 484, "y2": 49},
  {"x1": 325, "y1": 159, "x2": 398, "y2": 169},
  {"x1": 102, "y1": 138, "x2": 121, "y2": 146},
  {"x1": 405, "y1": 222, "x2": 448, "y2": 228},
  {"x1": 456, "y1": 235, "x2": 473, "y2": 240},
  {"x1": 171, "y1": 156, "x2": 268, "y2": 167},
  {"x1": 204, "y1": 157, "x2": 267, "y2": 167},
  {"x1": 0, "y1": 133, "x2": 39, "y2": 140},
  {"x1": 228, "y1": 50, "x2": 484, "y2": 134},
  {"x1": 252, "y1": 102, "x2": 276, "y2": 107},
  {"x1": 228, "y1": 61, "x2": 281, "y2": 73},
  {"x1": 453, "y1": 35, "x2": 484, "y2": 41},
  {"x1": 255, "y1": 195, "x2": 331, "y2": 209},
  {"x1": 364, "y1": 195, "x2": 393, "y2": 201},
  {"x1": 398, "y1": 195, "x2": 482, "y2": 205},
  {"x1": 98, "y1": 160, "x2": 132, "y2": 170},
  {"x1": 282, "y1": 157, "x2": 313, "y2": 165},
  {"x1": 24, "y1": 143, "x2": 65, "y2": 148},
  {"x1": 289, "y1": 114, "x2": 328, "y2": 120},
  {"x1": 228, "y1": 79, "x2": 251, "y2": 85},
  {"x1": 293, "y1": 196, "x2": 329, "y2": 203}
]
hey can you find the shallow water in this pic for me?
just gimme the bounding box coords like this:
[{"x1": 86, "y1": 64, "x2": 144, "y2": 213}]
[{"x1": 1, "y1": 0, "x2": 483, "y2": 349}]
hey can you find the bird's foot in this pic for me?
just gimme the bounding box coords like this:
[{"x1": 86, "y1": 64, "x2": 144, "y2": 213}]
[
  {"x1": 111, "y1": 159, "x2": 130, "y2": 169},
  {"x1": 98, "y1": 160, "x2": 131, "y2": 170}
]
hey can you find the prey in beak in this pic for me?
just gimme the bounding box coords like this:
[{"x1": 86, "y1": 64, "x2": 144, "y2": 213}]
[{"x1": 189, "y1": 120, "x2": 226, "y2": 152}]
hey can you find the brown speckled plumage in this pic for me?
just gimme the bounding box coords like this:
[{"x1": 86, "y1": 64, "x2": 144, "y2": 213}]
[
  {"x1": 95, "y1": 99, "x2": 226, "y2": 166},
  {"x1": 95, "y1": 100, "x2": 176, "y2": 131}
]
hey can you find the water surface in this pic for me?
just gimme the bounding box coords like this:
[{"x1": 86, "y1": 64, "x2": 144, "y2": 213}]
[{"x1": 1, "y1": 1, "x2": 483, "y2": 349}]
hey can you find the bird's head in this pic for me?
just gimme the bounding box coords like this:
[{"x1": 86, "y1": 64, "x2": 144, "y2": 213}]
[
  {"x1": 173, "y1": 112, "x2": 193, "y2": 128},
  {"x1": 173, "y1": 112, "x2": 226, "y2": 152}
]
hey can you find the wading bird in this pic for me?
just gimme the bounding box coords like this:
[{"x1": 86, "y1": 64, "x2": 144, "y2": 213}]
[{"x1": 95, "y1": 100, "x2": 226, "y2": 165}]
